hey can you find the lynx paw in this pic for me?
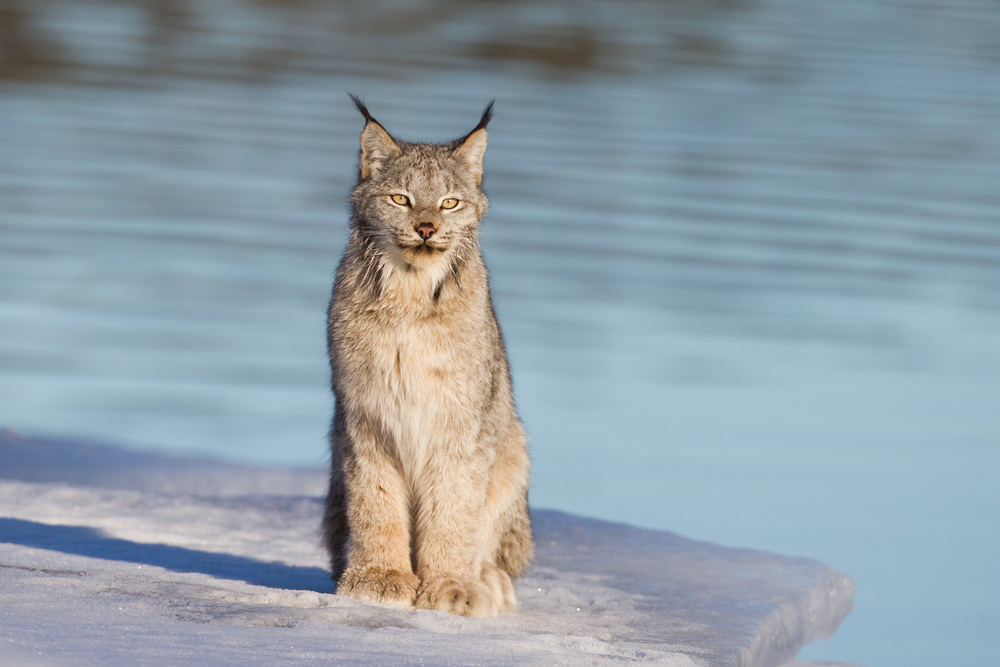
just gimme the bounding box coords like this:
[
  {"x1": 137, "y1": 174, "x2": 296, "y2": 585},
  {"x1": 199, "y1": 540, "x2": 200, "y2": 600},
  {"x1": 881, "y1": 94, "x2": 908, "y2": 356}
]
[
  {"x1": 337, "y1": 565, "x2": 419, "y2": 607},
  {"x1": 415, "y1": 577, "x2": 498, "y2": 617},
  {"x1": 480, "y1": 563, "x2": 518, "y2": 613}
]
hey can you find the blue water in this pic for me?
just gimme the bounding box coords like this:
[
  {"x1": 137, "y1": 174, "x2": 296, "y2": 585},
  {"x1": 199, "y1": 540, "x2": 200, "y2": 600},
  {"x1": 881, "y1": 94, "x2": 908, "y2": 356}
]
[{"x1": 1, "y1": 1, "x2": 999, "y2": 665}]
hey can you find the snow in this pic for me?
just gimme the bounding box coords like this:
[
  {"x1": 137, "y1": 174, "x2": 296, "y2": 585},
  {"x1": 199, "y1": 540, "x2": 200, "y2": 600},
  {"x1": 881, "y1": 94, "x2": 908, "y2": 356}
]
[{"x1": 0, "y1": 431, "x2": 854, "y2": 666}]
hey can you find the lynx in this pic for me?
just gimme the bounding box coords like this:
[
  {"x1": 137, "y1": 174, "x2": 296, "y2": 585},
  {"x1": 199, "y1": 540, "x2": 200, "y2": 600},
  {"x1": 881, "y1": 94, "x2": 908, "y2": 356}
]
[{"x1": 322, "y1": 97, "x2": 533, "y2": 618}]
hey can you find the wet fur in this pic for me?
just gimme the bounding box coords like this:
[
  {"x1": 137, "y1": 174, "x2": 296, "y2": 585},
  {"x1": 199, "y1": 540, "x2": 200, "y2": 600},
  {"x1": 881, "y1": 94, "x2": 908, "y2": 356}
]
[{"x1": 322, "y1": 98, "x2": 533, "y2": 617}]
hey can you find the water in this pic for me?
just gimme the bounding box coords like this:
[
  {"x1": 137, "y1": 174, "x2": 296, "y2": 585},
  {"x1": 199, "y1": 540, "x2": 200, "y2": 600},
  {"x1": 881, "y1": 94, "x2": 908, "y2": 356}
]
[{"x1": 1, "y1": 0, "x2": 999, "y2": 665}]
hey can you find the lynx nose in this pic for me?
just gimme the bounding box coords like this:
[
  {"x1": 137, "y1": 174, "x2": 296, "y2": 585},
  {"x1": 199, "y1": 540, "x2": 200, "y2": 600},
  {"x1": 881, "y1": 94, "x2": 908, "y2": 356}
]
[{"x1": 415, "y1": 223, "x2": 436, "y2": 240}]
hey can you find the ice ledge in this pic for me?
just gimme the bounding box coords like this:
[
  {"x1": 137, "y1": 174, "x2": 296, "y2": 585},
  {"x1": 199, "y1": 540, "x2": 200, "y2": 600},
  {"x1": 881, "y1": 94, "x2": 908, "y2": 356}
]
[
  {"x1": 527, "y1": 511, "x2": 854, "y2": 667},
  {"x1": 0, "y1": 430, "x2": 853, "y2": 666}
]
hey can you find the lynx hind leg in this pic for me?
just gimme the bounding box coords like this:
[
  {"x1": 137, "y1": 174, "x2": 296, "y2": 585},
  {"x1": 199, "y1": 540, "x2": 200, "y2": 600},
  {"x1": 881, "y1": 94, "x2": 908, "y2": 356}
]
[
  {"x1": 485, "y1": 430, "x2": 535, "y2": 579},
  {"x1": 324, "y1": 414, "x2": 352, "y2": 583},
  {"x1": 480, "y1": 562, "x2": 517, "y2": 613},
  {"x1": 496, "y1": 492, "x2": 534, "y2": 578},
  {"x1": 322, "y1": 470, "x2": 349, "y2": 583}
]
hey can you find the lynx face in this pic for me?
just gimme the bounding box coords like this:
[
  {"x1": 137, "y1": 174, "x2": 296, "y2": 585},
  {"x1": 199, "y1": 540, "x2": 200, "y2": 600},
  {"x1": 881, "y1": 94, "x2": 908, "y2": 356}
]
[{"x1": 349, "y1": 104, "x2": 491, "y2": 273}]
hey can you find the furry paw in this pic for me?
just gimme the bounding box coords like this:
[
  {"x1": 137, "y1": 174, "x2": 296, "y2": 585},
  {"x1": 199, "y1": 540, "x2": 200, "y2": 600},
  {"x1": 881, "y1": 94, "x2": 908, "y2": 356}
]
[
  {"x1": 480, "y1": 563, "x2": 518, "y2": 613},
  {"x1": 337, "y1": 565, "x2": 419, "y2": 607},
  {"x1": 415, "y1": 577, "x2": 498, "y2": 617}
]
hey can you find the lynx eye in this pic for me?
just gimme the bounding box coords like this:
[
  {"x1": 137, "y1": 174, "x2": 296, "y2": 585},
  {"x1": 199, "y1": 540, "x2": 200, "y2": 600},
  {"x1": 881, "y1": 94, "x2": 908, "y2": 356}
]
[
  {"x1": 440, "y1": 198, "x2": 459, "y2": 210},
  {"x1": 390, "y1": 194, "x2": 410, "y2": 207}
]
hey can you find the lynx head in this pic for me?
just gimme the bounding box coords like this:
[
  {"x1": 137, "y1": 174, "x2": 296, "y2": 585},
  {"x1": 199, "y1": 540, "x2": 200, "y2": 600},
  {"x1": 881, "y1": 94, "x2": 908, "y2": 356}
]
[{"x1": 348, "y1": 95, "x2": 492, "y2": 273}]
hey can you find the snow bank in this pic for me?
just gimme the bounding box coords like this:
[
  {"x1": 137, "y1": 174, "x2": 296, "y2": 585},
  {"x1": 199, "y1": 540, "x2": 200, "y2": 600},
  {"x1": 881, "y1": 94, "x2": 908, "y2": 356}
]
[{"x1": 0, "y1": 431, "x2": 853, "y2": 666}]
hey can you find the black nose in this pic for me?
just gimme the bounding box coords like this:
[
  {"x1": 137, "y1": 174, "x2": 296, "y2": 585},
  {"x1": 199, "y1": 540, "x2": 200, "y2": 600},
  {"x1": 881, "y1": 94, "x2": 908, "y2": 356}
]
[{"x1": 416, "y1": 223, "x2": 436, "y2": 240}]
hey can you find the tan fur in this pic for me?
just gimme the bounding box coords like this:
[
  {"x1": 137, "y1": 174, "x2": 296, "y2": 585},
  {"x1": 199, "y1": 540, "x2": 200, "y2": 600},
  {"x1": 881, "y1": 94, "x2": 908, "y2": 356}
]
[{"x1": 323, "y1": 100, "x2": 533, "y2": 617}]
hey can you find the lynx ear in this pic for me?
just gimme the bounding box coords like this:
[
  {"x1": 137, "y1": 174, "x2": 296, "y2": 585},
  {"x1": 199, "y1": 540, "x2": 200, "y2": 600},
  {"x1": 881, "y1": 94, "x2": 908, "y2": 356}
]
[
  {"x1": 453, "y1": 100, "x2": 493, "y2": 186},
  {"x1": 359, "y1": 121, "x2": 400, "y2": 180},
  {"x1": 350, "y1": 94, "x2": 400, "y2": 181}
]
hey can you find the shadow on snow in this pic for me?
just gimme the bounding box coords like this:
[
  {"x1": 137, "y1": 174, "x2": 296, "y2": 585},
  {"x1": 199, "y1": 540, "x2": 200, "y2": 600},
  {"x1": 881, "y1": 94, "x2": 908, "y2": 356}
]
[{"x1": 0, "y1": 517, "x2": 333, "y2": 593}]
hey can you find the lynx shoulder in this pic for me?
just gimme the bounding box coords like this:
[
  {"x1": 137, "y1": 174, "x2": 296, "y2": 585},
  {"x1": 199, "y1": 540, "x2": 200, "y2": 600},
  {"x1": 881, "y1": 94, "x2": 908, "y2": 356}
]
[{"x1": 322, "y1": 97, "x2": 533, "y2": 618}]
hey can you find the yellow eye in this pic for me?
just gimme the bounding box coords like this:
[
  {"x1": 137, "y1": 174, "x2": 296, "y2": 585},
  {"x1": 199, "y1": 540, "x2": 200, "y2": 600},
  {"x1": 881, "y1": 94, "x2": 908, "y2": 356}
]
[
  {"x1": 441, "y1": 198, "x2": 459, "y2": 210},
  {"x1": 391, "y1": 194, "x2": 410, "y2": 206}
]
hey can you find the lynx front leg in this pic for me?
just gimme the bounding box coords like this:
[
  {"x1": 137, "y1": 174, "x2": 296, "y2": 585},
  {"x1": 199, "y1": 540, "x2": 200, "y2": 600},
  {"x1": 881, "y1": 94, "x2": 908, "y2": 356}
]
[
  {"x1": 412, "y1": 456, "x2": 498, "y2": 618},
  {"x1": 337, "y1": 417, "x2": 419, "y2": 607}
]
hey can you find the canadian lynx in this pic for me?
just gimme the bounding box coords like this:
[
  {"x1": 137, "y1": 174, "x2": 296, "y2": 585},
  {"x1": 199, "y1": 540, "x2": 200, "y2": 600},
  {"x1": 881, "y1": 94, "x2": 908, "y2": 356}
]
[{"x1": 322, "y1": 97, "x2": 533, "y2": 617}]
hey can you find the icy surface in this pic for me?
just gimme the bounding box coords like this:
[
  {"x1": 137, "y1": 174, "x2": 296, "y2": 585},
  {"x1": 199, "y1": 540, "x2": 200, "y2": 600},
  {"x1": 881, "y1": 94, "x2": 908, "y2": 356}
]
[{"x1": 0, "y1": 434, "x2": 853, "y2": 666}]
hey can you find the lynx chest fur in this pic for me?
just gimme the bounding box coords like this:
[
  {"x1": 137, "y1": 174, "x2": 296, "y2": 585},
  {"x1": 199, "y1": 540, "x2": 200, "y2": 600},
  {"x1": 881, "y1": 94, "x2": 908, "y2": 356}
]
[
  {"x1": 322, "y1": 98, "x2": 533, "y2": 618},
  {"x1": 337, "y1": 260, "x2": 497, "y2": 478}
]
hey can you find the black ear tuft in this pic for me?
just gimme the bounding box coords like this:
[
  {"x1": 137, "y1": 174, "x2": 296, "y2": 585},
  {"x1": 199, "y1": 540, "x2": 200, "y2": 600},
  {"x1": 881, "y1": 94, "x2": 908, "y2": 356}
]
[
  {"x1": 452, "y1": 99, "x2": 495, "y2": 150},
  {"x1": 349, "y1": 93, "x2": 374, "y2": 124},
  {"x1": 474, "y1": 100, "x2": 495, "y2": 133}
]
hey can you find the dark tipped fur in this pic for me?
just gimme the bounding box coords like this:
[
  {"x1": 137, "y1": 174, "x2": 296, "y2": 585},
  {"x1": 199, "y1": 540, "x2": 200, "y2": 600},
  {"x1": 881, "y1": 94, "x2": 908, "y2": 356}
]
[
  {"x1": 475, "y1": 100, "x2": 495, "y2": 132},
  {"x1": 450, "y1": 100, "x2": 495, "y2": 150},
  {"x1": 351, "y1": 95, "x2": 492, "y2": 143},
  {"x1": 349, "y1": 93, "x2": 374, "y2": 124}
]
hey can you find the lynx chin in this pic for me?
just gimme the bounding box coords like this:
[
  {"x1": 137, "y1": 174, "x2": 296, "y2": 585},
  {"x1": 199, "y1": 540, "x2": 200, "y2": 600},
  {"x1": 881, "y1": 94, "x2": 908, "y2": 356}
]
[{"x1": 322, "y1": 97, "x2": 533, "y2": 618}]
